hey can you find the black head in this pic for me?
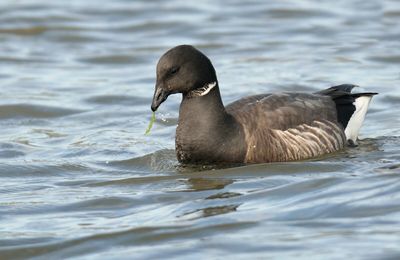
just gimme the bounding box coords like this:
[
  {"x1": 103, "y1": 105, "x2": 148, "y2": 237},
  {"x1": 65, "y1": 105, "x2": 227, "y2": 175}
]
[{"x1": 151, "y1": 45, "x2": 217, "y2": 111}]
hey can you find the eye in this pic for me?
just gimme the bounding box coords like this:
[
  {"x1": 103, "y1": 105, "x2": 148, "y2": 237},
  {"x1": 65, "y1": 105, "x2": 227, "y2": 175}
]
[{"x1": 169, "y1": 66, "x2": 179, "y2": 76}]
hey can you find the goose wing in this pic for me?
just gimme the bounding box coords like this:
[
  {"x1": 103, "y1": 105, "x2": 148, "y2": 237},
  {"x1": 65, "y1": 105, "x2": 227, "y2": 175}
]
[{"x1": 226, "y1": 92, "x2": 338, "y2": 131}]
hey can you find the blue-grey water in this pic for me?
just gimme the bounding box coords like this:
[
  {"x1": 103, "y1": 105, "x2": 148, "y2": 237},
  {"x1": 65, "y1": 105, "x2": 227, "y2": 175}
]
[{"x1": 1, "y1": 0, "x2": 400, "y2": 259}]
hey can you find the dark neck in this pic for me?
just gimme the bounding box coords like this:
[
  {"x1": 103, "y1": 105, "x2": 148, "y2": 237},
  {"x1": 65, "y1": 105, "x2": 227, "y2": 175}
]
[
  {"x1": 176, "y1": 84, "x2": 245, "y2": 163},
  {"x1": 181, "y1": 84, "x2": 226, "y2": 122}
]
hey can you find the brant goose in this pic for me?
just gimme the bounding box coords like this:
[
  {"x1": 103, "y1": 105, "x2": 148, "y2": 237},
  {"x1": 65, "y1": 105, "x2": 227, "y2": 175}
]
[{"x1": 151, "y1": 45, "x2": 377, "y2": 164}]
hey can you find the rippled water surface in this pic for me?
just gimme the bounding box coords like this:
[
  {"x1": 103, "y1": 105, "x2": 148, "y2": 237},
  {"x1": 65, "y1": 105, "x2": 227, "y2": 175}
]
[{"x1": 1, "y1": 0, "x2": 400, "y2": 259}]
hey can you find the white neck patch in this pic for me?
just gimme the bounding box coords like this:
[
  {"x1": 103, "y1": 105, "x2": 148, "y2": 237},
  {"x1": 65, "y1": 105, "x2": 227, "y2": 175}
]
[{"x1": 188, "y1": 82, "x2": 217, "y2": 97}]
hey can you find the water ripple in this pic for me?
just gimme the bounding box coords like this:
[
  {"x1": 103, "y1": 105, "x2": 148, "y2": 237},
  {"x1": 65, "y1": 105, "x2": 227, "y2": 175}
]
[
  {"x1": 0, "y1": 0, "x2": 399, "y2": 259},
  {"x1": 0, "y1": 104, "x2": 84, "y2": 119}
]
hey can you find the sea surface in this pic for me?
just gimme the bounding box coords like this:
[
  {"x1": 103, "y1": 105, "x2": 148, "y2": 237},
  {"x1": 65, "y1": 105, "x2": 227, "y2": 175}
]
[{"x1": 1, "y1": 0, "x2": 400, "y2": 259}]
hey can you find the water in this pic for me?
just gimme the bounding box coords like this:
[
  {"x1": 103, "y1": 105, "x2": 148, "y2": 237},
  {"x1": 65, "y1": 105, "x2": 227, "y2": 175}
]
[{"x1": 1, "y1": 0, "x2": 400, "y2": 259}]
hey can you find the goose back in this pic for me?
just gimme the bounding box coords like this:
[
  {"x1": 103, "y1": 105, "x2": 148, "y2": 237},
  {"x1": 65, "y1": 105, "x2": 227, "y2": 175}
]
[{"x1": 226, "y1": 93, "x2": 346, "y2": 162}]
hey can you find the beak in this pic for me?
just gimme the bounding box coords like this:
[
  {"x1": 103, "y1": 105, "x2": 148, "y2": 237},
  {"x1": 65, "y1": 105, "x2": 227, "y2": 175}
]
[{"x1": 151, "y1": 85, "x2": 169, "y2": 112}]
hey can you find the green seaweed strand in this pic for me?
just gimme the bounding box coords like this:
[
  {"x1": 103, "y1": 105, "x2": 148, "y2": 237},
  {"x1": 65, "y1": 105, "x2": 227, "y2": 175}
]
[{"x1": 145, "y1": 112, "x2": 156, "y2": 135}]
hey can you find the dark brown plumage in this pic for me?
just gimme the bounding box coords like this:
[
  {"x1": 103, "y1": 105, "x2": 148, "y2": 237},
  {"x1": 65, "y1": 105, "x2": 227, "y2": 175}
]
[{"x1": 150, "y1": 45, "x2": 377, "y2": 164}]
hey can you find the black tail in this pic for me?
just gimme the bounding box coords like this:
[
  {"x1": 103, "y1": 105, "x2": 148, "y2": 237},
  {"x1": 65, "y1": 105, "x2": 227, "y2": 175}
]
[{"x1": 316, "y1": 84, "x2": 378, "y2": 129}]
